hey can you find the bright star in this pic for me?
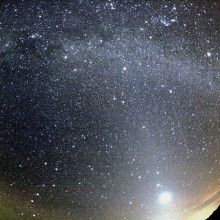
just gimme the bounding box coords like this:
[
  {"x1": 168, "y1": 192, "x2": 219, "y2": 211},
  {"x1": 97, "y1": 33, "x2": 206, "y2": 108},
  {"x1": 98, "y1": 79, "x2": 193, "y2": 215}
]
[
  {"x1": 159, "y1": 192, "x2": 172, "y2": 205},
  {"x1": 207, "y1": 52, "x2": 211, "y2": 57}
]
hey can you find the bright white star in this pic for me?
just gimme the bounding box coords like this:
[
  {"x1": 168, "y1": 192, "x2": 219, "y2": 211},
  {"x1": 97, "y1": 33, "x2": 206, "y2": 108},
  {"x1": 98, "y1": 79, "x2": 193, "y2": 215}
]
[{"x1": 159, "y1": 192, "x2": 172, "y2": 205}]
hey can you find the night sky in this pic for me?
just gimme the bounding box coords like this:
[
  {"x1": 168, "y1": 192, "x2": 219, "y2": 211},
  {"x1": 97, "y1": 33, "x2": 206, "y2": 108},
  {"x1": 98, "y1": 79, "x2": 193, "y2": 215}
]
[{"x1": 0, "y1": 1, "x2": 220, "y2": 219}]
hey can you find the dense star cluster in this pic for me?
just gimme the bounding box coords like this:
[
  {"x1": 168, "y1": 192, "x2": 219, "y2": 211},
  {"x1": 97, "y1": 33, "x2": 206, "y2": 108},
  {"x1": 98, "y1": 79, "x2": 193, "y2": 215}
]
[{"x1": 0, "y1": 1, "x2": 219, "y2": 219}]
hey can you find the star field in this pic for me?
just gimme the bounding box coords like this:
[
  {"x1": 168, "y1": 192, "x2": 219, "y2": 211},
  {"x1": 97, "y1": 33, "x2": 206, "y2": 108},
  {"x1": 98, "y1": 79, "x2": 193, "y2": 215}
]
[{"x1": 0, "y1": 1, "x2": 220, "y2": 219}]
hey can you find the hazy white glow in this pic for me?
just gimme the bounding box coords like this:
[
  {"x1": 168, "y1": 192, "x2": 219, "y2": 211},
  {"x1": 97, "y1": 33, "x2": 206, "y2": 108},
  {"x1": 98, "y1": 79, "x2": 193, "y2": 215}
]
[{"x1": 159, "y1": 192, "x2": 172, "y2": 205}]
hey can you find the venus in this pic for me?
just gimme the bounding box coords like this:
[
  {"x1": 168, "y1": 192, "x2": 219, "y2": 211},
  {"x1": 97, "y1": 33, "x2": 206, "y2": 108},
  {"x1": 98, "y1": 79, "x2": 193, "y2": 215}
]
[{"x1": 159, "y1": 192, "x2": 172, "y2": 205}]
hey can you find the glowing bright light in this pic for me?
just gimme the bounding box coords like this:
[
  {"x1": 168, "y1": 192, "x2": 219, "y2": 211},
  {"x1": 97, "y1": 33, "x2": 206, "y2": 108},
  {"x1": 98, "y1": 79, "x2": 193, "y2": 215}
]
[
  {"x1": 159, "y1": 192, "x2": 172, "y2": 205},
  {"x1": 207, "y1": 52, "x2": 211, "y2": 57}
]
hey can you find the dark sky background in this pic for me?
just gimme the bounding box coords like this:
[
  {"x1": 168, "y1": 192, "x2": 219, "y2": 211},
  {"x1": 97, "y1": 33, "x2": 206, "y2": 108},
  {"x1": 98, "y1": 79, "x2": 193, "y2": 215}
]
[{"x1": 0, "y1": 1, "x2": 219, "y2": 219}]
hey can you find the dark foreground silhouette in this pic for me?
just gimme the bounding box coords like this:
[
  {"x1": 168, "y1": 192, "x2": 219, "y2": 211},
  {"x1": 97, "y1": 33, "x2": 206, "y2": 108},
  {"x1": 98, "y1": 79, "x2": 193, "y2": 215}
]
[{"x1": 206, "y1": 206, "x2": 220, "y2": 219}]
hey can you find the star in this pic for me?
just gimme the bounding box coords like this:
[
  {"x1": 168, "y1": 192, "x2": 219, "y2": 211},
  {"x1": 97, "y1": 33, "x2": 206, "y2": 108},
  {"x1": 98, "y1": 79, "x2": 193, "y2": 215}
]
[{"x1": 159, "y1": 192, "x2": 172, "y2": 205}]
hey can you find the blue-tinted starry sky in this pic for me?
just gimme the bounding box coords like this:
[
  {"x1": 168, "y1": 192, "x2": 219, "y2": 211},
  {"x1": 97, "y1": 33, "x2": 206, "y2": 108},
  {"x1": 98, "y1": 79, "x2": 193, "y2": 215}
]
[{"x1": 0, "y1": 1, "x2": 219, "y2": 219}]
